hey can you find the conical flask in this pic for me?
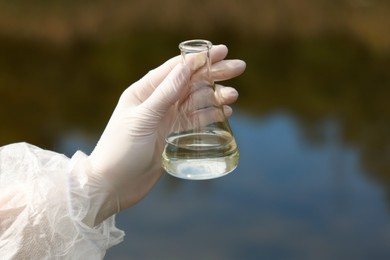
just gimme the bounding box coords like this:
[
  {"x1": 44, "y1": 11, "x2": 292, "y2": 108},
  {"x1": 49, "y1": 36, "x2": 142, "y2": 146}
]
[{"x1": 162, "y1": 39, "x2": 239, "y2": 180}]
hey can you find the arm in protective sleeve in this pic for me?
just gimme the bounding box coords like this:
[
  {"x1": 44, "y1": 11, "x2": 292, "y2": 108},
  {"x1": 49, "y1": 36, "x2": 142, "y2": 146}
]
[{"x1": 0, "y1": 142, "x2": 124, "y2": 259}]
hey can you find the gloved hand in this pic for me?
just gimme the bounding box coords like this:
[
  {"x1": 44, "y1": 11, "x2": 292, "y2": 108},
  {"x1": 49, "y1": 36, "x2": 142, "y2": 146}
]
[{"x1": 81, "y1": 44, "x2": 246, "y2": 226}]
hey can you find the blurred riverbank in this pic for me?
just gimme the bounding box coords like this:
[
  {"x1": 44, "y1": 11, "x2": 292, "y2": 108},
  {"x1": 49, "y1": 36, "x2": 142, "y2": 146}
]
[{"x1": 0, "y1": 0, "x2": 389, "y2": 53}]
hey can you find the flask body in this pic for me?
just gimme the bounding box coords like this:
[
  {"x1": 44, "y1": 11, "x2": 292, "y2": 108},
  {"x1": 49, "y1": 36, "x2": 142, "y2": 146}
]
[{"x1": 162, "y1": 40, "x2": 239, "y2": 180}]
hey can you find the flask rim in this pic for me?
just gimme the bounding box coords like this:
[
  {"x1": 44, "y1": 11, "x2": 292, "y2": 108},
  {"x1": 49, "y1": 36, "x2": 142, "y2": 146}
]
[{"x1": 179, "y1": 40, "x2": 212, "y2": 53}]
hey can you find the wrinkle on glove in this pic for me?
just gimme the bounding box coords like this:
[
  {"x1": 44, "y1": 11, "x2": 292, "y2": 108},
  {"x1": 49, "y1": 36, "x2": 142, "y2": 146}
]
[{"x1": 0, "y1": 142, "x2": 124, "y2": 259}]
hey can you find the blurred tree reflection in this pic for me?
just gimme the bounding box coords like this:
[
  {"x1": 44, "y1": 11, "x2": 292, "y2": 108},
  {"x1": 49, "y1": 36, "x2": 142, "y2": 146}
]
[{"x1": 234, "y1": 35, "x2": 390, "y2": 198}]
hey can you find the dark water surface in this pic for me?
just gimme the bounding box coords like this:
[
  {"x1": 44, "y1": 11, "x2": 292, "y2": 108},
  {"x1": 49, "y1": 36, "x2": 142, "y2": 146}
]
[{"x1": 0, "y1": 30, "x2": 389, "y2": 259}]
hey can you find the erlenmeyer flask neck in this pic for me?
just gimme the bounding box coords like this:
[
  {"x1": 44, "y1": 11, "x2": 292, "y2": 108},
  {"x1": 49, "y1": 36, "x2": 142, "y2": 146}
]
[
  {"x1": 179, "y1": 40, "x2": 212, "y2": 79},
  {"x1": 175, "y1": 40, "x2": 219, "y2": 132}
]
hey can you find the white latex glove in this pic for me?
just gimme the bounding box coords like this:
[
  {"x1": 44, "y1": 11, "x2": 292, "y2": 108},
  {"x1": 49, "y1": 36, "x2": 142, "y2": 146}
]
[{"x1": 85, "y1": 44, "x2": 246, "y2": 225}]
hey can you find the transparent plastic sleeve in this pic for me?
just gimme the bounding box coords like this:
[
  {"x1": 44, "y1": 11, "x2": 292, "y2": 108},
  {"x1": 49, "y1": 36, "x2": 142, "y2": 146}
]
[{"x1": 0, "y1": 142, "x2": 124, "y2": 259}]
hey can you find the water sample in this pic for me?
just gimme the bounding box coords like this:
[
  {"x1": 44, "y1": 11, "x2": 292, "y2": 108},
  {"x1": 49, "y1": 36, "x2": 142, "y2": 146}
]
[{"x1": 162, "y1": 40, "x2": 239, "y2": 180}]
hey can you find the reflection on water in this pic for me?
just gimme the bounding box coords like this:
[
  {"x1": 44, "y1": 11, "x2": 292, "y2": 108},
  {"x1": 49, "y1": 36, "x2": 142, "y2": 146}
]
[
  {"x1": 1, "y1": 7, "x2": 390, "y2": 257},
  {"x1": 106, "y1": 113, "x2": 390, "y2": 259}
]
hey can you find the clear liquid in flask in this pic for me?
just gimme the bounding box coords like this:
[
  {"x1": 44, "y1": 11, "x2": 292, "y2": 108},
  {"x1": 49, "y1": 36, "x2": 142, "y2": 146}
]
[{"x1": 162, "y1": 128, "x2": 239, "y2": 180}]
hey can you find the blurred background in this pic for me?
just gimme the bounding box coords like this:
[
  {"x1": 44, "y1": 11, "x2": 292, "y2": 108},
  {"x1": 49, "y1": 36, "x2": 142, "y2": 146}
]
[{"x1": 1, "y1": 0, "x2": 390, "y2": 259}]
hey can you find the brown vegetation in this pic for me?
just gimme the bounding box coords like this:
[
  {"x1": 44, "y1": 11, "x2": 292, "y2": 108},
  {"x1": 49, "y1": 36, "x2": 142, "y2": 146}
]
[{"x1": 0, "y1": 0, "x2": 389, "y2": 52}]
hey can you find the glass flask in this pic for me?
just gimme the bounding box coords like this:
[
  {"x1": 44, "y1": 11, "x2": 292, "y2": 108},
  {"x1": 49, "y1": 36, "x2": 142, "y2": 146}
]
[{"x1": 162, "y1": 39, "x2": 239, "y2": 180}]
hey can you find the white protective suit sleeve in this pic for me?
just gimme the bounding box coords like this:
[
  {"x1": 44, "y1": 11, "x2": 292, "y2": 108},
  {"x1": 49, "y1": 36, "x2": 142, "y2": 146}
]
[{"x1": 0, "y1": 142, "x2": 124, "y2": 259}]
